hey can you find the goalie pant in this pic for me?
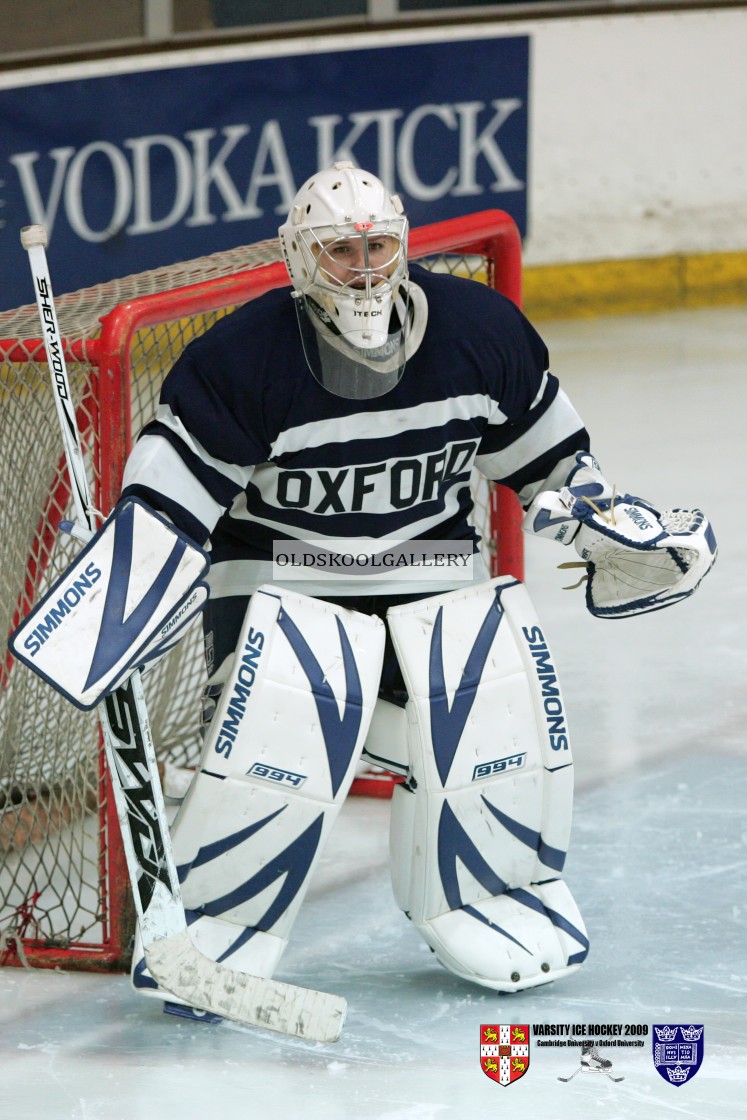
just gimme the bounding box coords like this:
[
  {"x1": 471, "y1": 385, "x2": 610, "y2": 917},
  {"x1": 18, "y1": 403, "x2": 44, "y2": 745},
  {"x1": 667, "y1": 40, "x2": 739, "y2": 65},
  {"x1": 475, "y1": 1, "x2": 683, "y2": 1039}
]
[{"x1": 133, "y1": 579, "x2": 589, "y2": 1006}]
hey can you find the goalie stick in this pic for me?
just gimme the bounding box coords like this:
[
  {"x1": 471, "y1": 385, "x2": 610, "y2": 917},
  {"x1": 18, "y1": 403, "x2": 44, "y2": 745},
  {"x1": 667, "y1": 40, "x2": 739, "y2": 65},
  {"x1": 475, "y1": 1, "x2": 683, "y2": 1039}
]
[{"x1": 19, "y1": 224, "x2": 346, "y2": 1043}]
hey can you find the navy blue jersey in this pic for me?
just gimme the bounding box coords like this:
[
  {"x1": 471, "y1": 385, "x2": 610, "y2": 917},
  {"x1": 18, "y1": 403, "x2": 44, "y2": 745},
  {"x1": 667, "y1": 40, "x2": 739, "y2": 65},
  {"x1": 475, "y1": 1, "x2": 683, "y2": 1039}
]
[{"x1": 121, "y1": 264, "x2": 589, "y2": 597}]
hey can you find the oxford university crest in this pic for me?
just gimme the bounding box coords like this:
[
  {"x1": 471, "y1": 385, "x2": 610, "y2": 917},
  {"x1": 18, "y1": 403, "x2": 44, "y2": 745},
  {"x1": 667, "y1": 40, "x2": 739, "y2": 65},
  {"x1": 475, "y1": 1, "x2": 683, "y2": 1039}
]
[{"x1": 652, "y1": 1024, "x2": 704, "y2": 1085}]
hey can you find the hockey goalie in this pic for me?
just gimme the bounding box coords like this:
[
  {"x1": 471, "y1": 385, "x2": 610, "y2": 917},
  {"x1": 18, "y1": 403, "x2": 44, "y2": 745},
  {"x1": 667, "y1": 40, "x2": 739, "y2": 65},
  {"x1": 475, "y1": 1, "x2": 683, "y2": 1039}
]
[{"x1": 12, "y1": 163, "x2": 716, "y2": 1023}]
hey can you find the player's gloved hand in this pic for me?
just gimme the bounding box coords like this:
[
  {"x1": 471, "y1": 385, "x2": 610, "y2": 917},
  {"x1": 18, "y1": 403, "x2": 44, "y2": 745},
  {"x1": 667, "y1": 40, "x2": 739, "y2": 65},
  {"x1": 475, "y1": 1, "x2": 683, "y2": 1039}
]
[
  {"x1": 523, "y1": 453, "x2": 717, "y2": 618},
  {"x1": 522, "y1": 453, "x2": 613, "y2": 546}
]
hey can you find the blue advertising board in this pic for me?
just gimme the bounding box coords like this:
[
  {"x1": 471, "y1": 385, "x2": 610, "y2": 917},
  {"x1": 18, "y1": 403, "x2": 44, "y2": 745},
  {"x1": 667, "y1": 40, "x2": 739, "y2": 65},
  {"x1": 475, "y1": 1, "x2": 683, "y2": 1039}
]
[{"x1": 0, "y1": 34, "x2": 529, "y2": 311}]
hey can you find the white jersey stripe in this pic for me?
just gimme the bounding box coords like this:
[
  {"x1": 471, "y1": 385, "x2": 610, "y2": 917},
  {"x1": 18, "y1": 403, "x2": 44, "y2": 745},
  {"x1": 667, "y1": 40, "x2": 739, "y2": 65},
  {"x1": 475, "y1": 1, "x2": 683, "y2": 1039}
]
[
  {"x1": 270, "y1": 392, "x2": 503, "y2": 457},
  {"x1": 153, "y1": 404, "x2": 257, "y2": 489},
  {"x1": 122, "y1": 435, "x2": 227, "y2": 534},
  {"x1": 529, "y1": 368, "x2": 550, "y2": 410},
  {"x1": 475, "y1": 389, "x2": 584, "y2": 483}
]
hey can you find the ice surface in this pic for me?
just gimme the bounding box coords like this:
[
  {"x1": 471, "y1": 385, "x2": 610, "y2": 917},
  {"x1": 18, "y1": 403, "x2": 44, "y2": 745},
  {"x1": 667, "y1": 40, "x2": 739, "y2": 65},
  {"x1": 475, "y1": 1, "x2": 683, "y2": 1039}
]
[{"x1": 1, "y1": 306, "x2": 745, "y2": 1119}]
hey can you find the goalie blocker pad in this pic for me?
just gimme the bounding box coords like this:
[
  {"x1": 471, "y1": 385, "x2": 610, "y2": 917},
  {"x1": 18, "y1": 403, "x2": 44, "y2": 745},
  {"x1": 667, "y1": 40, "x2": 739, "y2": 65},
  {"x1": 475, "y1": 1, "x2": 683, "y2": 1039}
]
[
  {"x1": 133, "y1": 584, "x2": 385, "y2": 1004},
  {"x1": 386, "y1": 577, "x2": 589, "y2": 994},
  {"x1": 9, "y1": 498, "x2": 209, "y2": 710}
]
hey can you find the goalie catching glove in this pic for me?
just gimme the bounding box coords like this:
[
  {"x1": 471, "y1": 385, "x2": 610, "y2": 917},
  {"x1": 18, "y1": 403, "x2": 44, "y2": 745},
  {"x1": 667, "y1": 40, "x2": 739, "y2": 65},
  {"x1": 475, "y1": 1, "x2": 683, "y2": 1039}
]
[{"x1": 524, "y1": 453, "x2": 717, "y2": 618}]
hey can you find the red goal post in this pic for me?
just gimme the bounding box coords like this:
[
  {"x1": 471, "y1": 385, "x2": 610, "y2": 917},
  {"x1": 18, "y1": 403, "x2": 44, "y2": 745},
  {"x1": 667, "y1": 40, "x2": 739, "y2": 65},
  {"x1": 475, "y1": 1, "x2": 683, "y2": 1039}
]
[{"x1": 0, "y1": 209, "x2": 524, "y2": 971}]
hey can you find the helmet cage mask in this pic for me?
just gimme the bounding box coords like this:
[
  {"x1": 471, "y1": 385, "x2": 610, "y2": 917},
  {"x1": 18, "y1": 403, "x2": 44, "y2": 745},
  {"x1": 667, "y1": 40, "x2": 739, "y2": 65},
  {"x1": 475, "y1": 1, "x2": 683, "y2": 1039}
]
[
  {"x1": 290, "y1": 219, "x2": 411, "y2": 399},
  {"x1": 279, "y1": 164, "x2": 412, "y2": 398}
]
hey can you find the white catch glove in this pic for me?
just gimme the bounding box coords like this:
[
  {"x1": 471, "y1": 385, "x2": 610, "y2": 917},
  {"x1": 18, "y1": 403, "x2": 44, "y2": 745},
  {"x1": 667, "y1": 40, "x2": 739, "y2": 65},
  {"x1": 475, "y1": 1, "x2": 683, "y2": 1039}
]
[{"x1": 524, "y1": 453, "x2": 717, "y2": 618}]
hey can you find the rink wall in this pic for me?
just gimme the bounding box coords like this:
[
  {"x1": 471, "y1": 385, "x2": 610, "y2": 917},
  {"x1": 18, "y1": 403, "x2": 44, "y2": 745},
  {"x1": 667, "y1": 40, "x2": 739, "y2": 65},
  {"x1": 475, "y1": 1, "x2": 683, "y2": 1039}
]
[
  {"x1": 516, "y1": 4, "x2": 747, "y2": 317},
  {"x1": 0, "y1": 4, "x2": 745, "y2": 317}
]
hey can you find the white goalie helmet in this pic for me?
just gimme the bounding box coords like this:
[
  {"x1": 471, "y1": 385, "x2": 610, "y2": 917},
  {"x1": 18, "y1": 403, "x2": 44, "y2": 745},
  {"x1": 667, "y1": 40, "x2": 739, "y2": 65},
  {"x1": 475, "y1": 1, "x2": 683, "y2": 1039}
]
[{"x1": 279, "y1": 162, "x2": 426, "y2": 399}]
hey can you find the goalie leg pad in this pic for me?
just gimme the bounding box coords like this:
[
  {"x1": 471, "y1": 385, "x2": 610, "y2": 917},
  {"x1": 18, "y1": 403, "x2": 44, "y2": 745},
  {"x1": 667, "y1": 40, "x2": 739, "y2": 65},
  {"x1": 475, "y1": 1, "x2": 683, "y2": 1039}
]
[
  {"x1": 133, "y1": 584, "x2": 385, "y2": 1001},
  {"x1": 386, "y1": 576, "x2": 589, "y2": 993}
]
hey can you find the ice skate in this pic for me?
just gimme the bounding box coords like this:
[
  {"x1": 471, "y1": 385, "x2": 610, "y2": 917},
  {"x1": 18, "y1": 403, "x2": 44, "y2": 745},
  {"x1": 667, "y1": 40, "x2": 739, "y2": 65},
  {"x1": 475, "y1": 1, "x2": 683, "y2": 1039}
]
[
  {"x1": 581, "y1": 1042, "x2": 613, "y2": 1072},
  {"x1": 558, "y1": 1042, "x2": 625, "y2": 1082}
]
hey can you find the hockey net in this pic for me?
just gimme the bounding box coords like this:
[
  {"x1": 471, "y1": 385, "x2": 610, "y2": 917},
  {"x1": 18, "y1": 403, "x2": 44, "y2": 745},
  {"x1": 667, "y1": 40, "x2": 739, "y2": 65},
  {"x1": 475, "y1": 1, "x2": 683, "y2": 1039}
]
[{"x1": 0, "y1": 209, "x2": 523, "y2": 971}]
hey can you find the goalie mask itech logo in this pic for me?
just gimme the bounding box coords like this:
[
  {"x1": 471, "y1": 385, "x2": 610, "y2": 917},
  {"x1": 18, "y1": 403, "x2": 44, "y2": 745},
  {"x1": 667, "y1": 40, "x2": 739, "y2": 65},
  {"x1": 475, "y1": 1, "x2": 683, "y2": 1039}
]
[
  {"x1": 480, "y1": 1024, "x2": 530, "y2": 1085},
  {"x1": 652, "y1": 1025, "x2": 704, "y2": 1086}
]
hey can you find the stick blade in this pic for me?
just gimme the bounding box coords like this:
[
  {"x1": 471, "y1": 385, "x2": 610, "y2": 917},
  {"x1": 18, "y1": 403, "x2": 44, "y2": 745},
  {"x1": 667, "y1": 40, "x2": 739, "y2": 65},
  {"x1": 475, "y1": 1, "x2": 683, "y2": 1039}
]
[{"x1": 145, "y1": 930, "x2": 346, "y2": 1043}]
